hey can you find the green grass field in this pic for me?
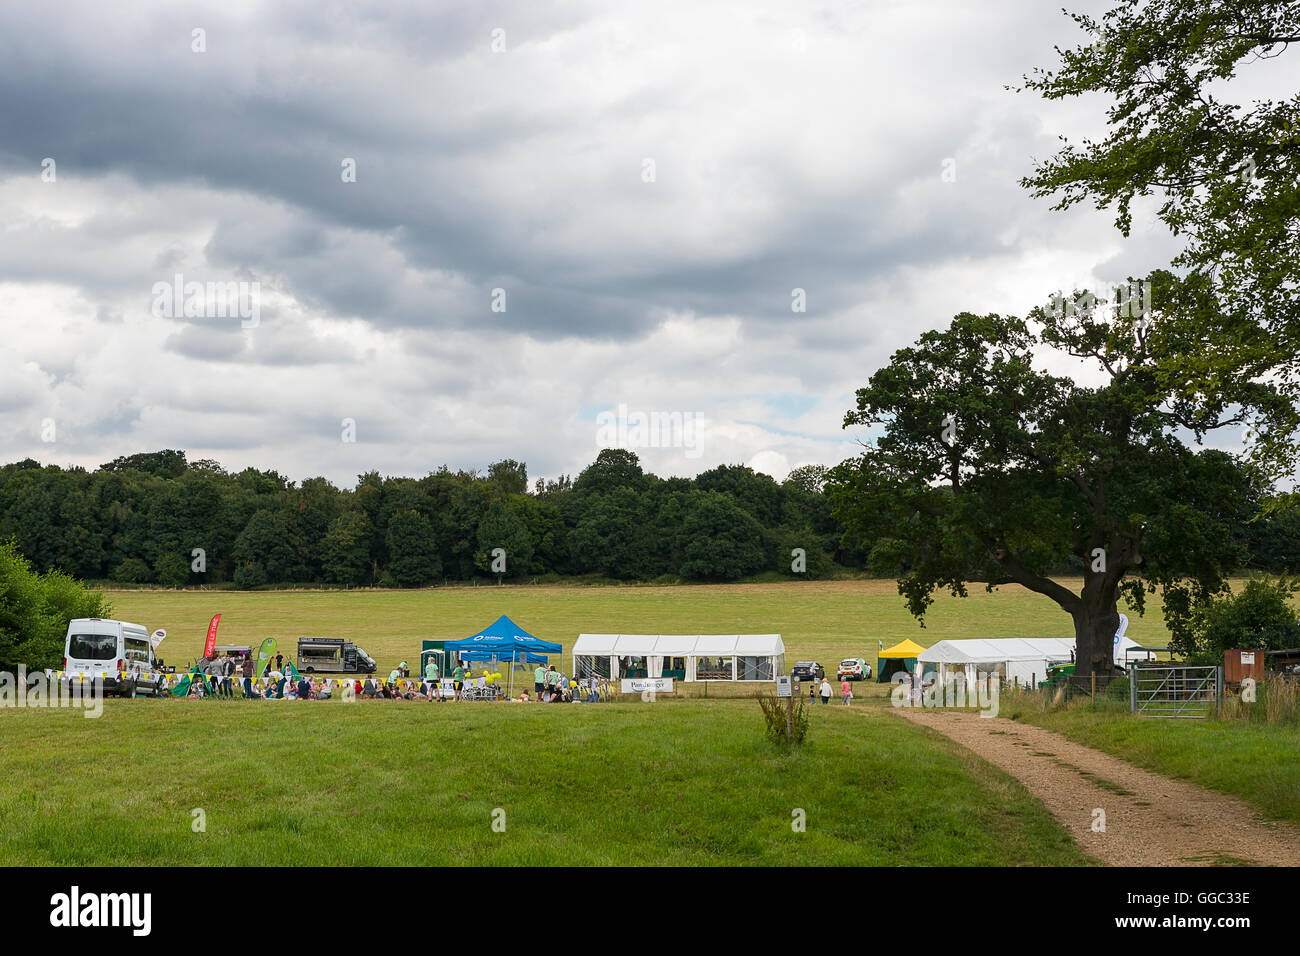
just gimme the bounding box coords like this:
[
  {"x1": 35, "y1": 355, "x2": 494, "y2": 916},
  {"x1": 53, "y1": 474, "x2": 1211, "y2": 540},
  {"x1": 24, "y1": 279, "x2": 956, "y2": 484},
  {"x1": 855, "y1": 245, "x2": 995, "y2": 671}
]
[
  {"x1": 102, "y1": 577, "x2": 1166, "y2": 675},
  {"x1": 6, "y1": 578, "x2": 1287, "y2": 866},
  {"x1": 0, "y1": 698, "x2": 1091, "y2": 866}
]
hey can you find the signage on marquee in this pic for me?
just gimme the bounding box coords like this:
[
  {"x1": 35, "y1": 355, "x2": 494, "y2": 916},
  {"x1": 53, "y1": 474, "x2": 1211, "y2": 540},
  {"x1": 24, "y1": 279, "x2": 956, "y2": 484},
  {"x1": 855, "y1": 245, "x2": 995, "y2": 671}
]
[{"x1": 621, "y1": 677, "x2": 674, "y2": 694}]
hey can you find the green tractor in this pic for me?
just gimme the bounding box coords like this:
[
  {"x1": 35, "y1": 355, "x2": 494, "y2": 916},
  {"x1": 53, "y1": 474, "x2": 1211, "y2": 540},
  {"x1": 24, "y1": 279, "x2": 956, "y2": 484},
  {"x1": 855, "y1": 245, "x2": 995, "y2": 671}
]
[{"x1": 1039, "y1": 661, "x2": 1075, "y2": 689}]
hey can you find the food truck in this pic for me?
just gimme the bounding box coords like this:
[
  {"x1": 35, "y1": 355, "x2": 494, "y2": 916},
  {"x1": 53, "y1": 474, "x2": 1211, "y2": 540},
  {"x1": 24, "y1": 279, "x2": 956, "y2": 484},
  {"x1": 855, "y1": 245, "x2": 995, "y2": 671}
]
[{"x1": 296, "y1": 638, "x2": 377, "y2": 673}]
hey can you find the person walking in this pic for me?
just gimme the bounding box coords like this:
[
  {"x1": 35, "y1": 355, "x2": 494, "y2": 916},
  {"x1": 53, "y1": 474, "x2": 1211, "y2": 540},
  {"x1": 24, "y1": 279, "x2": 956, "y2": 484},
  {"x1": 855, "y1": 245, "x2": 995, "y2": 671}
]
[
  {"x1": 819, "y1": 677, "x2": 832, "y2": 705},
  {"x1": 841, "y1": 678, "x2": 852, "y2": 706},
  {"x1": 274, "y1": 651, "x2": 283, "y2": 672}
]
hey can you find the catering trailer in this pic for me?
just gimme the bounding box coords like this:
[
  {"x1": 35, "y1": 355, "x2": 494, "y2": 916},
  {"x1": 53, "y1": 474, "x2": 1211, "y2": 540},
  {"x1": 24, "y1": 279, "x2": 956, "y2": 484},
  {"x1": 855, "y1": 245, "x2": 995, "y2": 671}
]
[{"x1": 296, "y1": 637, "x2": 377, "y2": 673}]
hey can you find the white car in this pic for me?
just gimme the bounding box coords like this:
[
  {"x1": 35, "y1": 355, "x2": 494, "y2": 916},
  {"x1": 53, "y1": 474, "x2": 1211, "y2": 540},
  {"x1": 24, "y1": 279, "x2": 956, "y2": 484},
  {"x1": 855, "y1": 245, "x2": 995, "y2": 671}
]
[{"x1": 837, "y1": 657, "x2": 871, "y2": 681}]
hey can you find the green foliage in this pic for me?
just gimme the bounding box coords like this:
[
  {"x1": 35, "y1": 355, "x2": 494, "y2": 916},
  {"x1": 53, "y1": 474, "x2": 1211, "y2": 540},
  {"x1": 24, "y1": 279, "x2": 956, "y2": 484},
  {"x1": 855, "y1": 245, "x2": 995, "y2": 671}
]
[
  {"x1": 485, "y1": 459, "x2": 529, "y2": 496},
  {"x1": 755, "y1": 693, "x2": 809, "y2": 746},
  {"x1": 673, "y1": 490, "x2": 766, "y2": 580},
  {"x1": 1019, "y1": 1, "x2": 1300, "y2": 365},
  {"x1": 0, "y1": 540, "x2": 111, "y2": 670},
  {"x1": 475, "y1": 500, "x2": 532, "y2": 577},
  {"x1": 386, "y1": 510, "x2": 441, "y2": 587},
  {"x1": 153, "y1": 552, "x2": 191, "y2": 588},
  {"x1": 321, "y1": 512, "x2": 374, "y2": 586},
  {"x1": 568, "y1": 487, "x2": 654, "y2": 580},
  {"x1": 827, "y1": 304, "x2": 1292, "y2": 674},
  {"x1": 111, "y1": 557, "x2": 153, "y2": 584},
  {"x1": 1167, "y1": 577, "x2": 1300, "y2": 662}
]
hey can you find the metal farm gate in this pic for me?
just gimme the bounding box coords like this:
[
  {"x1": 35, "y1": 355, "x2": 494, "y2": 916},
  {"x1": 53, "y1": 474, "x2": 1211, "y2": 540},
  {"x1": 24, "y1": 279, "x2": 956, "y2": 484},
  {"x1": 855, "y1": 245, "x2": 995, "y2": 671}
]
[{"x1": 1130, "y1": 664, "x2": 1222, "y2": 718}]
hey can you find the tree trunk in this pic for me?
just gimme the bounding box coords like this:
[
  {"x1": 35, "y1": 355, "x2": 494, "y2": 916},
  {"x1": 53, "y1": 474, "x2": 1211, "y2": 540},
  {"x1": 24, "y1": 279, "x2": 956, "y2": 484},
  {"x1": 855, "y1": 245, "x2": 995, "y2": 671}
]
[{"x1": 1072, "y1": 602, "x2": 1119, "y2": 677}]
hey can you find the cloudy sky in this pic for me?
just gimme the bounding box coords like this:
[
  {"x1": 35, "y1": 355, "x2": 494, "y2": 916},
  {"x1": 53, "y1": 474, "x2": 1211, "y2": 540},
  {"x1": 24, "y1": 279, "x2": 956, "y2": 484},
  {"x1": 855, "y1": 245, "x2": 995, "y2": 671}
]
[{"x1": 0, "y1": 0, "x2": 1229, "y2": 488}]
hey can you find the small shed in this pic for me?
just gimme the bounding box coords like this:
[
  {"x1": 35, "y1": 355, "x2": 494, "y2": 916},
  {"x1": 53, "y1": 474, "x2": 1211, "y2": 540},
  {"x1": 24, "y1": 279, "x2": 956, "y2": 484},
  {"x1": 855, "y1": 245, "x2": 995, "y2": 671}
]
[{"x1": 1224, "y1": 648, "x2": 1265, "y2": 685}]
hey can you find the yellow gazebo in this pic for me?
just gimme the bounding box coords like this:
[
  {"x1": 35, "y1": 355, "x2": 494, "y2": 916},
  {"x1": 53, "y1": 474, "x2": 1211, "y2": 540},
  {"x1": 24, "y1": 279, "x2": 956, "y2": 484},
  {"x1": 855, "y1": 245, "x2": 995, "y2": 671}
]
[{"x1": 876, "y1": 638, "x2": 926, "y2": 683}]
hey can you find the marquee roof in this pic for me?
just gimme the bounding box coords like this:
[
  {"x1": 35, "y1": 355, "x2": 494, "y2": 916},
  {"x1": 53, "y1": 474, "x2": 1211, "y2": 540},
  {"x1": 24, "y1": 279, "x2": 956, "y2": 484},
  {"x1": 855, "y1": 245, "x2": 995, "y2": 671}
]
[{"x1": 572, "y1": 634, "x2": 785, "y2": 656}]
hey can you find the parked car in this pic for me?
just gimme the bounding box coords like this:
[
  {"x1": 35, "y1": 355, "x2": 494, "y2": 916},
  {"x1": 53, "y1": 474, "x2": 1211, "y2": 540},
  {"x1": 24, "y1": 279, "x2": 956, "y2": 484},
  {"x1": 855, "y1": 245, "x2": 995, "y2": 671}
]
[
  {"x1": 791, "y1": 660, "x2": 824, "y2": 681},
  {"x1": 837, "y1": 657, "x2": 871, "y2": 681}
]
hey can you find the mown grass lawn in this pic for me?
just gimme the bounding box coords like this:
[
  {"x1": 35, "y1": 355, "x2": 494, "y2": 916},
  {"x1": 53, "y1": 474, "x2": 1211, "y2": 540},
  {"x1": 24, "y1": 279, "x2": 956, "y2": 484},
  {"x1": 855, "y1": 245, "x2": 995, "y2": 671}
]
[
  {"x1": 0, "y1": 697, "x2": 1091, "y2": 866},
  {"x1": 105, "y1": 578, "x2": 1179, "y2": 675},
  {"x1": 1004, "y1": 702, "x2": 1300, "y2": 826}
]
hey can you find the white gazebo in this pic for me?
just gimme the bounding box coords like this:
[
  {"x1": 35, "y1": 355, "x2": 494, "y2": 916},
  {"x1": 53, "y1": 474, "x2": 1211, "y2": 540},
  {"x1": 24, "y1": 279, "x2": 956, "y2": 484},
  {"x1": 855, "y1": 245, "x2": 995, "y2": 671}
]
[{"x1": 572, "y1": 634, "x2": 785, "y2": 683}]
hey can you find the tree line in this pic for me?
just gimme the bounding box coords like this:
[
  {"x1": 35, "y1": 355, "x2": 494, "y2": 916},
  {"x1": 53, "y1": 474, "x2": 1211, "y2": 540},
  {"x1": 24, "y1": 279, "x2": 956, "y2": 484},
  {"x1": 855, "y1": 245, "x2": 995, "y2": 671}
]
[
  {"x1": 1, "y1": 445, "x2": 1298, "y2": 593},
  {"x1": 0, "y1": 448, "x2": 857, "y2": 587}
]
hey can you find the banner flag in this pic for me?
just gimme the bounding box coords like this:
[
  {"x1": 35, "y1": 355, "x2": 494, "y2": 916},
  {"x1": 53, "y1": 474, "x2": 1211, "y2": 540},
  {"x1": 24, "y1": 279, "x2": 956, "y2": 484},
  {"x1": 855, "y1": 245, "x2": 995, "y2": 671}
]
[
  {"x1": 151, "y1": 629, "x2": 167, "y2": 650},
  {"x1": 255, "y1": 637, "x2": 278, "y2": 676},
  {"x1": 203, "y1": 614, "x2": 221, "y2": 659}
]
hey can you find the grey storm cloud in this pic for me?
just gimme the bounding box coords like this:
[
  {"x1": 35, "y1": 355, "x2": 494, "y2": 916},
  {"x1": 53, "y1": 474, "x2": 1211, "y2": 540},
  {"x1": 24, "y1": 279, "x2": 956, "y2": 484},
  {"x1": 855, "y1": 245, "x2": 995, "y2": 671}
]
[
  {"x1": 0, "y1": 0, "x2": 1068, "y2": 341},
  {"x1": 1, "y1": 0, "x2": 1214, "y2": 486}
]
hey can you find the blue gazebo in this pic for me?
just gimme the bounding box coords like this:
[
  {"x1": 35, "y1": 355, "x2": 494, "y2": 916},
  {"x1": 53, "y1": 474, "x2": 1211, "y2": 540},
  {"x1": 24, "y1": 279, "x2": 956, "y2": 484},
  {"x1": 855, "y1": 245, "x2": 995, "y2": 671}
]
[{"x1": 444, "y1": 615, "x2": 562, "y2": 695}]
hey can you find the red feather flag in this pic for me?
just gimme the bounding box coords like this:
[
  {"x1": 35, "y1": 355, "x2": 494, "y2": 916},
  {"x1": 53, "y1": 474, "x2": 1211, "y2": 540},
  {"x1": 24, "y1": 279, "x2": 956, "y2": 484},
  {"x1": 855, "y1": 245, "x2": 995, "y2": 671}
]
[{"x1": 203, "y1": 614, "x2": 221, "y2": 660}]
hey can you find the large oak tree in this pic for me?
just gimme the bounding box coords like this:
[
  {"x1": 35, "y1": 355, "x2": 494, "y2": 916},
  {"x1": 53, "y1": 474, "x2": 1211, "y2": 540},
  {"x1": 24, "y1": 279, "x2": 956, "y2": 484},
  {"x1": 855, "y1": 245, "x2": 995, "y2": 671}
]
[{"x1": 827, "y1": 289, "x2": 1296, "y2": 676}]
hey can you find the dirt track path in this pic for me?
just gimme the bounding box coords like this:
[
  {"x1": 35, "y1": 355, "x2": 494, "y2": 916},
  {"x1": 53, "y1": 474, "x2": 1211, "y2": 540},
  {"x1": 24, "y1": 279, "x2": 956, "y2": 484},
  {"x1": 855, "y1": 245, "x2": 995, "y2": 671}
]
[{"x1": 889, "y1": 709, "x2": 1300, "y2": 866}]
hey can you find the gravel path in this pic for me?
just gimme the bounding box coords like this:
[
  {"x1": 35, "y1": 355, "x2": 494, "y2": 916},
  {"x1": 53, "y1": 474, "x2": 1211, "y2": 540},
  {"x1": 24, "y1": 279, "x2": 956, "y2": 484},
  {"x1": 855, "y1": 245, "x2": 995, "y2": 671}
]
[{"x1": 890, "y1": 709, "x2": 1300, "y2": 866}]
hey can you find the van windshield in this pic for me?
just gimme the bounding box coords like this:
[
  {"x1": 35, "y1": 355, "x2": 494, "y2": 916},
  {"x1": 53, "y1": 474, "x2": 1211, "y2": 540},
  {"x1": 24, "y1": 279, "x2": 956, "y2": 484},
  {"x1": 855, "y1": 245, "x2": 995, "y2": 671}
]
[{"x1": 68, "y1": 634, "x2": 117, "y2": 660}]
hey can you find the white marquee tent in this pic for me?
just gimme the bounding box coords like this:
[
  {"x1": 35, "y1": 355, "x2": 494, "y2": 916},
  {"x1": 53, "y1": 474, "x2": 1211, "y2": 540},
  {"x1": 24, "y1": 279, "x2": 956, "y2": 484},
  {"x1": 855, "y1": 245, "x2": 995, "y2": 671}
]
[
  {"x1": 917, "y1": 634, "x2": 1156, "y2": 687},
  {"x1": 572, "y1": 634, "x2": 785, "y2": 683}
]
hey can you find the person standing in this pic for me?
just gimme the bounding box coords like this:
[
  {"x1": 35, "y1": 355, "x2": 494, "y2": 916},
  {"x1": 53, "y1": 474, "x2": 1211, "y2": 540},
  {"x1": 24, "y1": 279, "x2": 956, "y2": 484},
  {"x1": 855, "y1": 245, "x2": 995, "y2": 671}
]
[
  {"x1": 241, "y1": 656, "x2": 254, "y2": 698},
  {"x1": 424, "y1": 656, "x2": 441, "y2": 702},
  {"x1": 819, "y1": 677, "x2": 832, "y2": 705},
  {"x1": 451, "y1": 660, "x2": 467, "y2": 701},
  {"x1": 534, "y1": 663, "x2": 546, "y2": 701},
  {"x1": 221, "y1": 655, "x2": 235, "y2": 698}
]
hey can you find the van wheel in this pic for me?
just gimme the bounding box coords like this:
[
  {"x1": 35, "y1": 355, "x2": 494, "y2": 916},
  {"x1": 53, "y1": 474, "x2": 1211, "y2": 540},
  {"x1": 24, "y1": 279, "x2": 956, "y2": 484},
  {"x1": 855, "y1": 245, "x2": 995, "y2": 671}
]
[
  {"x1": 120, "y1": 679, "x2": 137, "y2": 698},
  {"x1": 305, "y1": 667, "x2": 314, "y2": 673}
]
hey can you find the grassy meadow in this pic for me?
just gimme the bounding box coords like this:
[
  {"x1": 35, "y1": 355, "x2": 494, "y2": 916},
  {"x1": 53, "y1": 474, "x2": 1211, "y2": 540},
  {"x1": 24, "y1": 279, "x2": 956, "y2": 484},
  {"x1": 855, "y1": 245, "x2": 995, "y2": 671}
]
[
  {"x1": 6, "y1": 578, "x2": 1289, "y2": 866},
  {"x1": 0, "y1": 697, "x2": 1091, "y2": 866},
  {"x1": 101, "y1": 577, "x2": 1166, "y2": 675}
]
